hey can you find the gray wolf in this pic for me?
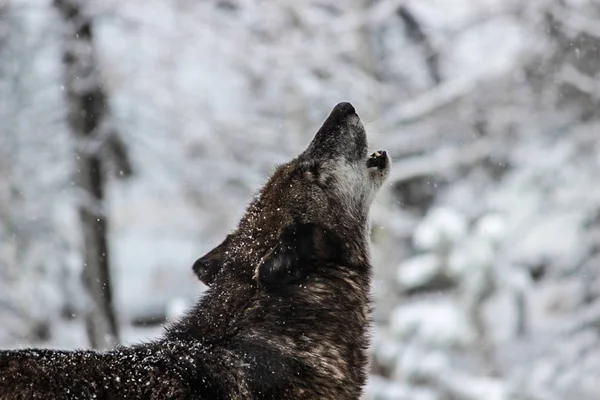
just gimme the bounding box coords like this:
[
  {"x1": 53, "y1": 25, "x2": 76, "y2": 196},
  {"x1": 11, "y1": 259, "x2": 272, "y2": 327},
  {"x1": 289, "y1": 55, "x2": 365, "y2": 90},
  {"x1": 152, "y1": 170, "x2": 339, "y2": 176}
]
[{"x1": 0, "y1": 102, "x2": 390, "y2": 399}]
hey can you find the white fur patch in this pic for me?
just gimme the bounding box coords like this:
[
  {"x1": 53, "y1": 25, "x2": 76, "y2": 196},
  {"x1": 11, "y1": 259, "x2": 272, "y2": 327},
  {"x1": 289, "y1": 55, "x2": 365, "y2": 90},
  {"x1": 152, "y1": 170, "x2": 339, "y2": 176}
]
[{"x1": 330, "y1": 159, "x2": 380, "y2": 215}]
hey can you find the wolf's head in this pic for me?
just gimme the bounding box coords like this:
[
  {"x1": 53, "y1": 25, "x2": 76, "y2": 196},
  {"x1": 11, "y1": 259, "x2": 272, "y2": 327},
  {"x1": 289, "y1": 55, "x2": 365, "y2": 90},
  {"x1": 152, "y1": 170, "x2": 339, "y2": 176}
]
[{"x1": 193, "y1": 102, "x2": 390, "y2": 289}]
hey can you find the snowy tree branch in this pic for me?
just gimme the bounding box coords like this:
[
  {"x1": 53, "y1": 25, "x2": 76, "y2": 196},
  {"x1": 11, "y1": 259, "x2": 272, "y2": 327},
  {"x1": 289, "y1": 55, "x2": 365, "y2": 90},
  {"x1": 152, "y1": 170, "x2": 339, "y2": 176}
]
[
  {"x1": 549, "y1": 4, "x2": 600, "y2": 39},
  {"x1": 388, "y1": 139, "x2": 494, "y2": 184},
  {"x1": 559, "y1": 65, "x2": 600, "y2": 100}
]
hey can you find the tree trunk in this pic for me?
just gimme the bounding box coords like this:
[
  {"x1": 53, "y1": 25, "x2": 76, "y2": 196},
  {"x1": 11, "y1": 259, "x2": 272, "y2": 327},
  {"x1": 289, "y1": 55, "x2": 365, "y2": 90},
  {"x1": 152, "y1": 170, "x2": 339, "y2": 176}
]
[{"x1": 54, "y1": 0, "x2": 120, "y2": 350}]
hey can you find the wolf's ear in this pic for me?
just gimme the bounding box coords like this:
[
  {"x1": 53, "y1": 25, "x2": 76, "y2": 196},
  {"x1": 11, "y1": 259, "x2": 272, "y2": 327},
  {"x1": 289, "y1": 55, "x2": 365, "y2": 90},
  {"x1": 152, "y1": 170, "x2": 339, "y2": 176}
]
[
  {"x1": 255, "y1": 222, "x2": 315, "y2": 288},
  {"x1": 193, "y1": 235, "x2": 232, "y2": 287}
]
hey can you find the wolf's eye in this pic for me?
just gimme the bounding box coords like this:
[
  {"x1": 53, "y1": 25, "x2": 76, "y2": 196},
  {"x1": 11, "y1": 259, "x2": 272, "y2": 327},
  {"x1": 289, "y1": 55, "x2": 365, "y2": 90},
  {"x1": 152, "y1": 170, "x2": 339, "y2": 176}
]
[
  {"x1": 313, "y1": 172, "x2": 334, "y2": 190},
  {"x1": 308, "y1": 163, "x2": 320, "y2": 179},
  {"x1": 304, "y1": 162, "x2": 332, "y2": 189}
]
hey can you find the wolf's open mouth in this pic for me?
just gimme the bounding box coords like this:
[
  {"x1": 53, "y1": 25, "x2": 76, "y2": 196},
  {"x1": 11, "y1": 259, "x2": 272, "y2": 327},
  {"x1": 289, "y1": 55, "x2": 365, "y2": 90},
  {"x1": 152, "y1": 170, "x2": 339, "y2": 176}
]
[{"x1": 366, "y1": 150, "x2": 387, "y2": 169}]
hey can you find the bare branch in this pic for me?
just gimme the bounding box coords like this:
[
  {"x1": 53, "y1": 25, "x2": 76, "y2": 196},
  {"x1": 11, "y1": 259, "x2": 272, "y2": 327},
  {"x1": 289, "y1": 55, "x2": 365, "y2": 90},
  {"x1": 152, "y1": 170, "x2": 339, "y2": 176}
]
[{"x1": 396, "y1": 5, "x2": 441, "y2": 85}]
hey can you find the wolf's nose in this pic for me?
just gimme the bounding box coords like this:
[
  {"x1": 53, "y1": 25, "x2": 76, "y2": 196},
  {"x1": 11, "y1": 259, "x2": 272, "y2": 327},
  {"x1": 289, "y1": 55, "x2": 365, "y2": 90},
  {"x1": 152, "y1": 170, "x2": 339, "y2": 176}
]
[{"x1": 332, "y1": 102, "x2": 356, "y2": 116}]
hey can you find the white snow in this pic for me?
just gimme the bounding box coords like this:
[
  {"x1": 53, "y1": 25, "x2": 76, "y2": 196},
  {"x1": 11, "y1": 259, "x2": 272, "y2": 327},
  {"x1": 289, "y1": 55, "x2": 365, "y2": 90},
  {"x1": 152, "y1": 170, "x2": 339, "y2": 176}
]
[
  {"x1": 396, "y1": 254, "x2": 441, "y2": 290},
  {"x1": 413, "y1": 207, "x2": 468, "y2": 251},
  {"x1": 390, "y1": 300, "x2": 473, "y2": 348}
]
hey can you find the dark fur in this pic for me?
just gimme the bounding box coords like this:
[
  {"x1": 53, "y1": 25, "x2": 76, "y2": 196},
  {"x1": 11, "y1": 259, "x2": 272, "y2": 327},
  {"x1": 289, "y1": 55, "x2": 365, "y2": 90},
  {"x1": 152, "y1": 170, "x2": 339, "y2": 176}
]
[{"x1": 0, "y1": 102, "x2": 391, "y2": 399}]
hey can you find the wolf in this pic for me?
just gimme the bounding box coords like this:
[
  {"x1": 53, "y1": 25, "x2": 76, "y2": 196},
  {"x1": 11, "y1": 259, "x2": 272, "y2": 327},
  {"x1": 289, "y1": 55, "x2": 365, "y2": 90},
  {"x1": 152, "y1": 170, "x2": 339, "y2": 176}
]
[{"x1": 0, "y1": 102, "x2": 390, "y2": 399}]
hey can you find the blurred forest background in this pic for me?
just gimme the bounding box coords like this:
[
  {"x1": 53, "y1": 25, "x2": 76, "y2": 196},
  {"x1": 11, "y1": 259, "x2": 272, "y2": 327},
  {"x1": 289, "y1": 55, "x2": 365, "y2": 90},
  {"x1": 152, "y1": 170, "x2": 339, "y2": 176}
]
[{"x1": 1, "y1": 0, "x2": 600, "y2": 398}]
